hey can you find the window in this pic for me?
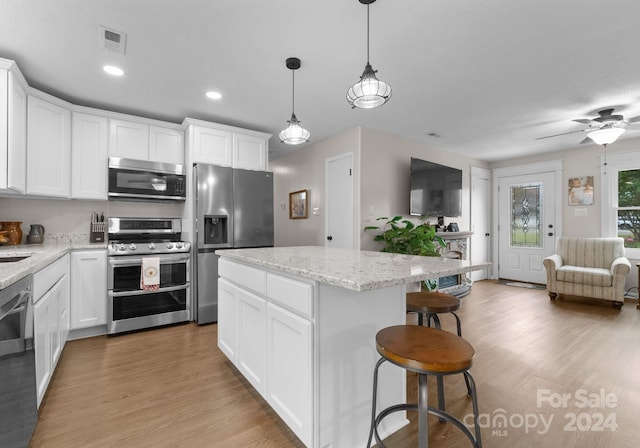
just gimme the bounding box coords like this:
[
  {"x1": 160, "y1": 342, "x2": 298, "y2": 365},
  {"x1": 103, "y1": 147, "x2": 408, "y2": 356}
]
[
  {"x1": 603, "y1": 150, "x2": 640, "y2": 258},
  {"x1": 510, "y1": 183, "x2": 542, "y2": 248},
  {"x1": 616, "y1": 169, "x2": 640, "y2": 249}
]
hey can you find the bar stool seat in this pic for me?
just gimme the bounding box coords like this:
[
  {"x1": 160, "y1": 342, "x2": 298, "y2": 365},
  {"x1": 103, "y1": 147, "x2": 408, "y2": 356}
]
[
  {"x1": 406, "y1": 291, "x2": 462, "y2": 335},
  {"x1": 368, "y1": 325, "x2": 482, "y2": 448}
]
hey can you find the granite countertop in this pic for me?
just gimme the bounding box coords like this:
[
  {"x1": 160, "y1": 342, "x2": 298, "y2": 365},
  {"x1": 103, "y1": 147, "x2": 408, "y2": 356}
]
[
  {"x1": 217, "y1": 246, "x2": 491, "y2": 292},
  {"x1": 0, "y1": 241, "x2": 107, "y2": 290}
]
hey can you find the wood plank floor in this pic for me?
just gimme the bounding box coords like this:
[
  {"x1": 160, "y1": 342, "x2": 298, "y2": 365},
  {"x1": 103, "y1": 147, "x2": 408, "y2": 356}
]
[{"x1": 30, "y1": 281, "x2": 640, "y2": 447}]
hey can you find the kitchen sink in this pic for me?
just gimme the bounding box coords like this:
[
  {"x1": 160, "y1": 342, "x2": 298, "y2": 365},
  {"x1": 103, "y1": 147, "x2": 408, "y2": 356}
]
[{"x1": 0, "y1": 256, "x2": 30, "y2": 263}]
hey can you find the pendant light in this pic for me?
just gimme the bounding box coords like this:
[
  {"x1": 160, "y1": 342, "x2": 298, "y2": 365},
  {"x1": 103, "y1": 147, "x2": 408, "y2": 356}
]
[
  {"x1": 346, "y1": 0, "x2": 392, "y2": 109},
  {"x1": 279, "y1": 57, "x2": 310, "y2": 145}
]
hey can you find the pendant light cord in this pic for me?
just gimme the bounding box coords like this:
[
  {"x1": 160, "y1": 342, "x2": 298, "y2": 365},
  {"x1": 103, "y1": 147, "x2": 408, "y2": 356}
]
[
  {"x1": 291, "y1": 69, "x2": 295, "y2": 115},
  {"x1": 366, "y1": 4, "x2": 370, "y2": 64}
]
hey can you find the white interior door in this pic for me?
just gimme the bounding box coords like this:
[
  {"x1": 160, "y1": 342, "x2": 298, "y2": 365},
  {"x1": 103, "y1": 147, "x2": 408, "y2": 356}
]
[
  {"x1": 326, "y1": 153, "x2": 354, "y2": 249},
  {"x1": 498, "y1": 172, "x2": 557, "y2": 284},
  {"x1": 470, "y1": 168, "x2": 490, "y2": 281}
]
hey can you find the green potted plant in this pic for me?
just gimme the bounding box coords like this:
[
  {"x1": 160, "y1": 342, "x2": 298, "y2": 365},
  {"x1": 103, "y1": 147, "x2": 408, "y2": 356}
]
[
  {"x1": 364, "y1": 215, "x2": 445, "y2": 256},
  {"x1": 365, "y1": 215, "x2": 445, "y2": 290}
]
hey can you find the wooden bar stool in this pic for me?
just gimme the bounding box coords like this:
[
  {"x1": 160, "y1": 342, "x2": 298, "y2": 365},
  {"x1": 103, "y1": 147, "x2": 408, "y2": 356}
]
[
  {"x1": 406, "y1": 291, "x2": 462, "y2": 336},
  {"x1": 406, "y1": 291, "x2": 471, "y2": 414},
  {"x1": 367, "y1": 325, "x2": 482, "y2": 448}
]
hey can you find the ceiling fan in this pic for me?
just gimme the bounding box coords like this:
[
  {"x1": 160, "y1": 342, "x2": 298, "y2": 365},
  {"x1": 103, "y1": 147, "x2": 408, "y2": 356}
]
[{"x1": 537, "y1": 108, "x2": 640, "y2": 145}]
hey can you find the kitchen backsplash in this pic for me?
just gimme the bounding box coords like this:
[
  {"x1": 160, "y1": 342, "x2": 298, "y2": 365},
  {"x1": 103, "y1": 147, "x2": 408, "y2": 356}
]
[{"x1": 0, "y1": 197, "x2": 184, "y2": 244}]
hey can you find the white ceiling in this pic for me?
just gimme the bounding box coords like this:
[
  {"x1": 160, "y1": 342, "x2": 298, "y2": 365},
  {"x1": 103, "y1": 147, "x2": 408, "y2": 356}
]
[{"x1": 2, "y1": 0, "x2": 640, "y2": 161}]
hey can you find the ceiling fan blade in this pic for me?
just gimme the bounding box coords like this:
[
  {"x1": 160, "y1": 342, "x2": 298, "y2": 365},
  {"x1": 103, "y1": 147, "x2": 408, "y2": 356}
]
[
  {"x1": 579, "y1": 137, "x2": 592, "y2": 144},
  {"x1": 573, "y1": 119, "x2": 594, "y2": 125},
  {"x1": 628, "y1": 115, "x2": 640, "y2": 123},
  {"x1": 536, "y1": 129, "x2": 585, "y2": 140}
]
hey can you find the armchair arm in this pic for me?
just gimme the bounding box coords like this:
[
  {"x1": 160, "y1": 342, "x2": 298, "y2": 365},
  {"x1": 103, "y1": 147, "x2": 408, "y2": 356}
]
[
  {"x1": 543, "y1": 254, "x2": 563, "y2": 292},
  {"x1": 543, "y1": 254, "x2": 563, "y2": 270},
  {"x1": 610, "y1": 256, "x2": 631, "y2": 275}
]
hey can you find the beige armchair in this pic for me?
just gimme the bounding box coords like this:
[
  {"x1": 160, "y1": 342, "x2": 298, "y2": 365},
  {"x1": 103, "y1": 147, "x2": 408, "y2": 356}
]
[{"x1": 543, "y1": 237, "x2": 631, "y2": 309}]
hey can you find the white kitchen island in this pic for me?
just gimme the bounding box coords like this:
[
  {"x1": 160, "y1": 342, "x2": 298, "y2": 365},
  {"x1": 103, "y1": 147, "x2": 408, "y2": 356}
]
[{"x1": 216, "y1": 246, "x2": 490, "y2": 448}]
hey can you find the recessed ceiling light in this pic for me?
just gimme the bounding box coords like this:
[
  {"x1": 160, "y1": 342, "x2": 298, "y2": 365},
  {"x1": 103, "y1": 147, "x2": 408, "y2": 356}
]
[
  {"x1": 206, "y1": 91, "x2": 222, "y2": 100},
  {"x1": 103, "y1": 65, "x2": 125, "y2": 76}
]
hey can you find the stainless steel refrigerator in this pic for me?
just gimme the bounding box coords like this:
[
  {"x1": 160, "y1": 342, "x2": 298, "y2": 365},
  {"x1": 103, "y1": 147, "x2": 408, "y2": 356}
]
[{"x1": 193, "y1": 164, "x2": 274, "y2": 324}]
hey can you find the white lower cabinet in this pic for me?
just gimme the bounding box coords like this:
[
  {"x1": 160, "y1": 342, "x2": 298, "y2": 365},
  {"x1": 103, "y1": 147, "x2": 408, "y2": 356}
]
[
  {"x1": 237, "y1": 288, "x2": 267, "y2": 396},
  {"x1": 33, "y1": 254, "x2": 70, "y2": 408},
  {"x1": 70, "y1": 250, "x2": 107, "y2": 329},
  {"x1": 218, "y1": 259, "x2": 313, "y2": 447},
  {"x1": 217, "y1": 277, "x2": 238, "y2": 362},
  {"x1": 33, "y1": 288, "x2": 52, "y2": 407},
  {"x1": 266, "y1": 302, "x2": 313, "y2": 446}
]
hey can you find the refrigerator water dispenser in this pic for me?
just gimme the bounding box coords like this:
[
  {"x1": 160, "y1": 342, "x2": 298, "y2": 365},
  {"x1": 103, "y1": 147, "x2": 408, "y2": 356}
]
[{"x1": 204, "y1": 215, "x2": 228, "y2": 245}]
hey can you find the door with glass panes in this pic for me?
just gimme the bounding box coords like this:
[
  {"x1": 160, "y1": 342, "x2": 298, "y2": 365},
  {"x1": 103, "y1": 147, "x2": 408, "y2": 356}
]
[{"x1": 498, "y1": 172, "x2": 556, "y2": 284}]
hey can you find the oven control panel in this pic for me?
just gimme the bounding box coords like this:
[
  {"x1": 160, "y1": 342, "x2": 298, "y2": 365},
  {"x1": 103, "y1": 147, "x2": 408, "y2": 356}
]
[{"x1": 108, "y1": 241, "x2": 191, "y2": 256}]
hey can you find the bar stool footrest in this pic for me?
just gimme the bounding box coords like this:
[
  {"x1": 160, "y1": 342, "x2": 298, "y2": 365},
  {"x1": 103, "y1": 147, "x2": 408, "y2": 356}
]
[{"x1": 371, "y1": 402, "x2": 480, "y2": 448}]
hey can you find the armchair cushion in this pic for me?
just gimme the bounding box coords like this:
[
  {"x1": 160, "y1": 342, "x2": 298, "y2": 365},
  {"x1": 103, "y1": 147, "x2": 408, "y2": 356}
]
[{"x1": 556, "y1": 266, "x2": 612, "y2": 287}]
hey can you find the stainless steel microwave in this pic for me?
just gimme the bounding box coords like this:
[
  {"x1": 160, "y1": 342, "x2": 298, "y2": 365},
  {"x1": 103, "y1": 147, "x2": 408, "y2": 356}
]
[{"x1": 108, "y1": 157, "x2": 187, "y2": 202}]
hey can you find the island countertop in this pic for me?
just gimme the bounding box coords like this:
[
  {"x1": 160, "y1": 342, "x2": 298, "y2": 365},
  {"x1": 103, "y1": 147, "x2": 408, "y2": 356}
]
[{"x1": 216, "y1": 245, "x2": 490, "y2": 292}]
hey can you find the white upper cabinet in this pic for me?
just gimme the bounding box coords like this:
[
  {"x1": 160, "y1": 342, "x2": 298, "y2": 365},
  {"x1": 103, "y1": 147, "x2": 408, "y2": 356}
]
[
  {"x1": 109, "y1": 119, "x2": 149, "y2": 160},
  {"x1": 0, "y1": 67, "x2": 27, "y2": 193},
  {"x1": 188, "y1": 120, "x2": 269, "y2": 170},
  {"x1": 71, "y1": 112, "x2": 108, "y2": 200},
  {"x1": 233, "y1": 133, "x2": 267, "y2": 170},
  {"x1": 109, "y1": 118, "x2": 184, "y2": 164},
  {"x1": 149, "y1": 125, "x2": 184, "y2": 164},
  {"x1": 27, "y1": 95, "x2": 71, "y2": 197},
  {"x1": 192, "y1": 125, "x2": 233, "y2": 166}
]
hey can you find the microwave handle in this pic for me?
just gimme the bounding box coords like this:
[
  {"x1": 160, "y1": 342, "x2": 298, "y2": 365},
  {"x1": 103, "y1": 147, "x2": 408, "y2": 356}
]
[{"x1": 108, "y1": 192, "x2": 186, "y2": 201}]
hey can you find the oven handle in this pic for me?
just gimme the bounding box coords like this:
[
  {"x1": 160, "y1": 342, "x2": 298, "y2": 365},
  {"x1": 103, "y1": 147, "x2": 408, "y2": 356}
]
[
  {"x1": 108, "y1": 253, "x2": 190, "y2": 266},
  {"x1": 109, "y1": 284, "x2": 189, "y2": 298}
]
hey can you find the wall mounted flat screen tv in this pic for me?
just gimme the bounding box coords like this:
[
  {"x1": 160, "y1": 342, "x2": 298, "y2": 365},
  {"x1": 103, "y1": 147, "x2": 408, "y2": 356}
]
[{"x1": 410, "y1": 157, "x2": 462, "y2": 217}]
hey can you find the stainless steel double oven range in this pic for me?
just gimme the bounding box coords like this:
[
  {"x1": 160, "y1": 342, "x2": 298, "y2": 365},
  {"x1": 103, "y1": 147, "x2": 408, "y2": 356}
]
[{"x1": 107, "y1": 218, "x2": 191, "y2": 335}]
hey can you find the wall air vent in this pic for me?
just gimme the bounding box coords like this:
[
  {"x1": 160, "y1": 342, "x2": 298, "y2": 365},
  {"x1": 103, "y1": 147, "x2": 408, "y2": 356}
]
[{"x1": 98, "y1": 26, "x2": 127, "y2": 54}]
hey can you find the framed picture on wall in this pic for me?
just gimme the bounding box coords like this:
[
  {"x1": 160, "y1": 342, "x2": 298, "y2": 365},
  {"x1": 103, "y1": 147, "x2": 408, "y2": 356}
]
[
  {"x1": 289, "y1": 189, "x2": 308, "y2": 219},
  {"x1": 568, "y1": 176, "x2": 594, "y2": 205}
]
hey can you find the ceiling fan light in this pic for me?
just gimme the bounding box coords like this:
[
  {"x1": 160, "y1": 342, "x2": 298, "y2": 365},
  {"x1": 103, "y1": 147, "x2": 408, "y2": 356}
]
[
  {"x1": 346, "y1": 63, "x2": 392, "y2": 109},
  {"x1": 588, "y1": 127, "x2": 625, "y2": 145},
  {"x1": 279, "y1": 113, "x2": 310, "y2": 145}
]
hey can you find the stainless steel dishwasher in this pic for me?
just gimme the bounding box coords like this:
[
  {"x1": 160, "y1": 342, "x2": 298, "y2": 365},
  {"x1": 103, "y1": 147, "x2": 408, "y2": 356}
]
[{"x1": 0, "y1": 275, "x2": 37, "y2": 448}]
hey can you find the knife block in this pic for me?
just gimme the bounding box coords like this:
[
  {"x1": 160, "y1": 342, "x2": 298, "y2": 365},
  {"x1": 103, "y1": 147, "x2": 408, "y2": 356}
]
[{"x1": 90, "y1": 222, "x2": 106, "y2": 243}]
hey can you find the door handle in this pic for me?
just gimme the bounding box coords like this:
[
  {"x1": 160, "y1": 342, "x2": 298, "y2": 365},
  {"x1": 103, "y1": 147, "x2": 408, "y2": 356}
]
[
  {"x1": 327, "y1": 236, "x2": 333, "y2": 241},
  {"x1": 548, "y1": 232, "x2": 554, "y2": 237}
]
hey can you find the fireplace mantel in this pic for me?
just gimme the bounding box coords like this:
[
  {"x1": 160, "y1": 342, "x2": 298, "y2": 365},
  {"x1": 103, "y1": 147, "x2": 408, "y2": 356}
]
[{"x1": 436, "y1": 231, "x2": 473, "y2": 240}]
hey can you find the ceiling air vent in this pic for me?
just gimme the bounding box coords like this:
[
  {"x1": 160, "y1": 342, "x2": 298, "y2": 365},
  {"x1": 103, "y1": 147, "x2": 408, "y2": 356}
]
[{"x1": 98, "y1": 26, "x2": 127, "y2": 54}]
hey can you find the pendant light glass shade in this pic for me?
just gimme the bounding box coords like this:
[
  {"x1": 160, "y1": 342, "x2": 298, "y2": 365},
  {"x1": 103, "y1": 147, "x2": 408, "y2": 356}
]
[
  {"x1": 280, "y1": 57, "x2": 310, "y2": 145},
  {"x1": 346, "y1": 63, "x2": 392, "y2": 109},
  {"x1": 347, "y1": 0, "x2": 391, "y2": 109},
  {"x1": 588, "y1": 127, "x2": 625, "y2": 145},
  {"x1": 279, "y1": 113, "x2": 310, "y2": 145}
]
